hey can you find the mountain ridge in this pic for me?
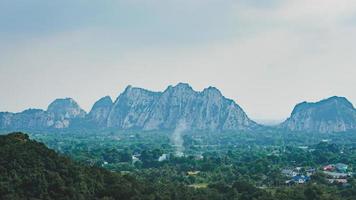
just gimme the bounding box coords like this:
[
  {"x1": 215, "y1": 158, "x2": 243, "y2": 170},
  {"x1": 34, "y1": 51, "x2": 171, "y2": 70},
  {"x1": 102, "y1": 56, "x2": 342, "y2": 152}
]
[
  {"x1": 1, "y1": 84, "x2": 355, "y2": 133},
  {"x1": 0, "y1": 83, "x2": 258, "y2": 132}
]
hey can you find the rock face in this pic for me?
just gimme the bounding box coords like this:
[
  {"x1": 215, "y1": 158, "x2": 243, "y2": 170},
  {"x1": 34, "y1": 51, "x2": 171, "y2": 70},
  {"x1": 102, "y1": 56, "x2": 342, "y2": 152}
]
[
  {"x1": 0, "y1": 109, "x2": 52, "y2": 130},
  {"x1": 87, "y1": 96, "x2": 113, "y2": 126},
  {"x1": 47, "y1": 98, "x2": 86, "y2": 128},
  {"x1": 280, "y1": 96, "x2": 356, "y2": 133},
  {"x1": 0, "y1": 98, "x2": 86, "y2": 130},
  {"x1": 107, "y1": 83, "x2": 257, "y2": 131},
  {"x1": 107, "y1": 85, "x2": 162, "y2": 129},
  {"x1": 2, "y1": 85, "x2": 355, "y2": 133},
  {"x1": 0, "y1": 83, "x2": 257, "y2": 132}
]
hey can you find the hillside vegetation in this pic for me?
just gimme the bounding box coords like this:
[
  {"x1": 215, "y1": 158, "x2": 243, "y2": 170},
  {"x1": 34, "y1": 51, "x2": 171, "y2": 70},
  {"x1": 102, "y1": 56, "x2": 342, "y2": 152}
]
[{"x1": 1, "y1": 132, "x2": 356, "y2": 200}]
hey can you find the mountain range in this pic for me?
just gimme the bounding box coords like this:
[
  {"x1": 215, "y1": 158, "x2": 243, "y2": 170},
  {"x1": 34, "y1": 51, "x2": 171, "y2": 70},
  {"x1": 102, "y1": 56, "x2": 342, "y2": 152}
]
[{"x1": 0, "y1": 83, "x2": 355, "y2": 133}]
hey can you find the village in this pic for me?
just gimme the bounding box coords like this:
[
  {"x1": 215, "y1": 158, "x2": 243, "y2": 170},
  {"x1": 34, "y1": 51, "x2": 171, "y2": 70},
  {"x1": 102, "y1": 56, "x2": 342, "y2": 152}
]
[{"x1": 282, "y1": 162, "x2": 353, "y2": 186}]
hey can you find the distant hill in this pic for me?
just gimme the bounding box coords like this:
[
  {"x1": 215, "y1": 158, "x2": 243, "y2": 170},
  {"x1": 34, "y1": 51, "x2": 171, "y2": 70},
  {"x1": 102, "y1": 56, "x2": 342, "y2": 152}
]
[
  {"x1": 280, "y1": 96, "x2": 356, "y2": 133},
  {"x1": 1, "y1": 84, "x2": 355, "y2": 134},
  {"x1": 0, "y1": 83, "x2": 258, "y2": 132},
  {"x1": 0, "y1": 98, "x2": 86, "y2": 130},
  {"x1": 0, "y1": 132, "x2": 155, "y2": 199}
]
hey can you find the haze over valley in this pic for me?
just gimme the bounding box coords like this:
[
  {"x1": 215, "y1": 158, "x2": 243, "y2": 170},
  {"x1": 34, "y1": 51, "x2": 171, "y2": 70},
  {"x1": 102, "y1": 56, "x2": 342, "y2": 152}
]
[{"x1": 1, "y1": 1, "x2": 356, "y2": 199}]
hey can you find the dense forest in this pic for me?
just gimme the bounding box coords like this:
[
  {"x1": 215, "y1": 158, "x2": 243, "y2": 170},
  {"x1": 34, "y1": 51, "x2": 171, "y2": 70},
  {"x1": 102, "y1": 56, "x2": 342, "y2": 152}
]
[{"x1": 1, "y1": 132, "x2": 356, "y2": 200}]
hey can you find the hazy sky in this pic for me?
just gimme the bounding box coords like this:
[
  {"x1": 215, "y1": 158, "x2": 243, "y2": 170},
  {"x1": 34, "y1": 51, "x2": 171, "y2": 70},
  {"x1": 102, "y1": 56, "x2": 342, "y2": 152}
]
[{"x1": 0, "y1": 0, "x2": 355, "y2": 123}]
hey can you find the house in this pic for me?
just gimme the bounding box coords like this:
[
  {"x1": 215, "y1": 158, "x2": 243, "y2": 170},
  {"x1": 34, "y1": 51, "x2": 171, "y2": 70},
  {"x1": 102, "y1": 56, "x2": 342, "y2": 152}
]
[
  {"x1": 323, "y1": 165, "x2": 335, "y2": 171},
  {"x1": 158, "y1": 154, "x2": 168, "y2": 162},
  {"x1": 281, "y1": 169, "x2": 298, "y2": 177},
  {"x1": 298, "y1": 146, "x2": 308, "y2": 150},
  {"x1": 195, "y1": 155, "x2": 204, "y2": 160},
  {"x1": 101, "y1": 161, "x2": 109, "y2": 167},
  {"x1": 132, "y1": 154, "x2": 140, "y2": 164},
  {"x1": 295, "y1": 167, "x2": 302, "y2": 171},
  {"x1": 187, "y1": 171, "x2": 201, "y2": 176},
  {"x1": 323, "y1": 171, "x2": 348, "y2": 179},
  {"x1": 327, "y1": 179, "x2": 348, "y2": 184},
  {"x1": 306, "y1": 168, "x2": 316, "y2": 176},
  {"x1": 335, "y1": 163, "x2": 348, "y2": 172},
  {"x1": 292, "y1": 175, "x2": 310, "y2": 184}
]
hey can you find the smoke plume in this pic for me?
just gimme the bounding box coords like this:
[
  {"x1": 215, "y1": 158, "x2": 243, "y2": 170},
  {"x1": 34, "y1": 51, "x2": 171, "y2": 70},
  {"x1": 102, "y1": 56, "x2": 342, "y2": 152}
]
[{"x1": 171, "y1": 119, "x2": 187, "y2": 157}]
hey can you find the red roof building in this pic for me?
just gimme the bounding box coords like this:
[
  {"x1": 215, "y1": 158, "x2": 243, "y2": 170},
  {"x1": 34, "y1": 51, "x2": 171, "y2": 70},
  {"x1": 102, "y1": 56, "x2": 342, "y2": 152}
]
[{"x1": 323, "y1": 165, "x2": 335, "y2": 171}]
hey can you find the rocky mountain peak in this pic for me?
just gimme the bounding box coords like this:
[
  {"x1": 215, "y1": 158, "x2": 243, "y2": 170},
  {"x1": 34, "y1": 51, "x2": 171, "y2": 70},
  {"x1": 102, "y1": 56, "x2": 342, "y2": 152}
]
[
  {"x1": 47, "y1": 98, "x2": 86, "y2": 118},
  {"x1": 88, "y1": 96, "x2": 114, "y2": 126},
  {"x1": 107, "y1": 84, "x2": 257, "y2": 131},
  {"x1": 90, "y1": 96, "x2": 113, "y2": 110},
  {"x1": 174, "y1": 82, "x2": 193, "y2": 89},
  {"x1": 46, "y1": 98, "x2": 86, "y2": 129},
  {"x1": 120, "y1": 85, "x2": 161, "y2": 99},
  {"x1": 319, "y1": 96, "x2": 354, "y2": 109},
  {"x1": 281, "y1": 96, "x2": 356, "y2": 133},
  {"x1": 202, "y1": 86, "x2": 223, "y2": 97},
  {"x1": 107, "y1": 85, "x2": 161, "y2": 128},
  {"x1": 165, "y1": 83, "x2": 195, "y2": 95}
]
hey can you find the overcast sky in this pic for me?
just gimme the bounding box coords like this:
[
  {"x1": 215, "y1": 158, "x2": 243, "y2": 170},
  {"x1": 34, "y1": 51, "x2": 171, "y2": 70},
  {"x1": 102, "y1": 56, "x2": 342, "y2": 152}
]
[{"x1": 0, "y1": 0, "x2": 355, "y2": 123}]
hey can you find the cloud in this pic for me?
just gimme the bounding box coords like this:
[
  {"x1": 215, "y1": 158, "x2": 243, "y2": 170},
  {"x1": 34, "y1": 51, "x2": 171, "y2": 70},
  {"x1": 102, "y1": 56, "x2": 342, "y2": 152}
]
[
  {"x1": 237, "y1": 0, "x2": 356, "y2": 21},
  {"x1": 0, "y1": 0, "x2": 355, "y2": 121}
]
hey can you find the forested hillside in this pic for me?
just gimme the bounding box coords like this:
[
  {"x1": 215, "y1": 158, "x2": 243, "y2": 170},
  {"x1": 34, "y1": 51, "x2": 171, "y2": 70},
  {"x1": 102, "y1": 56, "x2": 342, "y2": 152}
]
[
  {"x1": 0, "y1": 132, "x2": 274, "y2": 200},
  {"x1": 1, "y1": 132, "x2": 356, "y2": 200},
  {"x1": 0, "y1": 132, "x2": 158, "y2": 199}
]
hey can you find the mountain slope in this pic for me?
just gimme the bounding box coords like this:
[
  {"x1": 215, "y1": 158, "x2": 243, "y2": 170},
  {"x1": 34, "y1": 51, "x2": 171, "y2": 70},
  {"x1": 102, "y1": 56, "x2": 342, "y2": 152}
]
[
  {"x1": 47, "y1": 98, "x2": 87, "y2": 128},
  {"x1": 0, "y1": 83, "x2": 257, "y2": 132},
  {"x1": 280, "y1": 96, "x2": 356, "y2": 133},
  {"x1": 0, "y1": 98, "x2": 86, "y2": 130},
  {"x1": 106, "y1": 83, "x2": 257, "y2": 131},
  {"x1": 0, "y1": 132, "x2": 153, "y2": 199},
  {"x1": 0, "y1": 109, "x2": 50, "y2": 130},
  {"x1": 87, "y1": 96, "x2": 113, "y2": 127},
  {"x1": 107, "y1": 85, "x2": 162, "y2": 129}
]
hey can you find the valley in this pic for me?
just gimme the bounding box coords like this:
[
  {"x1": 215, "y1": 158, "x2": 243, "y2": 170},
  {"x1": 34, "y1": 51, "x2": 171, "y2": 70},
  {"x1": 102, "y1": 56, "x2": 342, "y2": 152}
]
[
  {"x1": 1, "y1": 84, "x2": 355, "y2": 199},
  {"x1": 1, "y1": 130, "x2": 355, "y2": 199}
]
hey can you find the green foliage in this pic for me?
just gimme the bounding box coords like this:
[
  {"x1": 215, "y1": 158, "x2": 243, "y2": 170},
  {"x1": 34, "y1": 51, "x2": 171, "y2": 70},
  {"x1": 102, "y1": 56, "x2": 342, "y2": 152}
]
[
  {"x1": 0, "y1": 133, "x2": 149, "y2": 199},
  {"x1": 1, "y1": 131, "x2": 356, "y2": 200}
]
